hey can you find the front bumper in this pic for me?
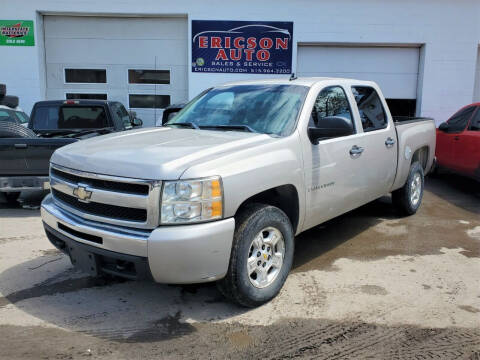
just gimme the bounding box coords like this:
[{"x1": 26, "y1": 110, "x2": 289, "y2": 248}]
[
  {"x1": 41, "y1": 194, "x2": 235, "y2": 283},
  {"x1": 0, "y1": 176, "x2": 50, "y2": 192}
]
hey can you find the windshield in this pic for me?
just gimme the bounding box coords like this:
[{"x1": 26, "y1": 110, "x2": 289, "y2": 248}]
[
  {"x1": 33, "y1": 105, "x2": 109, "y2": 130},
  {"x1": 0, "y1": 108, "x2": 29, "y2": 124},
  {"x1": 166, "y1": 84, "x2": 308, "y2": 136}
]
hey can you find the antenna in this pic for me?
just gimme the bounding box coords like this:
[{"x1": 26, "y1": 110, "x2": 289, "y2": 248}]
[{"x1": 289, "y1": 73, "x2": 297, "y2": 81}]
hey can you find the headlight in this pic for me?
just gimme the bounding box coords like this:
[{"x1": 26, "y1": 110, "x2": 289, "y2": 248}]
[{"x1": 160, "y1": 176, "x2": 223, "y2": 224}]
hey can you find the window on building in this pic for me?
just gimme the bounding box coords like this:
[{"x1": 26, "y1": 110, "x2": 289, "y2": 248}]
[
  {"x1": 66, "y1": 93, "x2": 107, "y2": 100},
  {"x1": 468, "y1": 107, "x2": 480, "y2": 131},
  {"x1": 352, "y1": 86, "x2": 387, "y2": 132},
  {"x1": 447, "y1": 106, "x2": 475, "y2": 133},
  {"x1": 129, "y1": 94, "x2": 170, "y2": 109},
  {"x1": 65, "y1": 69, "x2": 106, "y2": 83},
  {"x1": 128, "y1": 70, "x2": 170, "y2": 84},
  {"x1": 310, "y1": 86, "x2": 354, "y2": 136}
]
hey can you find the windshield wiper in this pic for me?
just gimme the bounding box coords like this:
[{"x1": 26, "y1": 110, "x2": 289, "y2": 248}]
[
  {"x1": 167, "y1": 122, "x2": 199, "y2": 129},
  {"x1": 67, "y1": 127, "x2": 114, "y2": 138},
  {"x1": 200, "y1": 124, "x2": 257, "y2": 133}
]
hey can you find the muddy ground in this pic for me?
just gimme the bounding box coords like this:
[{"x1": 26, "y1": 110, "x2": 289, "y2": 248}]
[{"x1": 0, "y1": 173, "x2": 479, "y2": 359}]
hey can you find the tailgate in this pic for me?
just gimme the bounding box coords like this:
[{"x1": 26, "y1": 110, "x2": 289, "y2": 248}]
[{"x1": 0, "y1": 138, "x2": 77, "y2": 176}]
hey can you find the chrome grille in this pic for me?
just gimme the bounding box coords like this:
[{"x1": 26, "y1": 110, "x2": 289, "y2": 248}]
[{"x1": 50, "y1": 164, "x2": 161, "y2": 229}]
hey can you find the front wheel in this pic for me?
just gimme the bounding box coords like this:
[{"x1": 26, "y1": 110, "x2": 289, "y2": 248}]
[
  {"x1": 217, "y1": 203, "x2": 294, "y2": 307},
  {"x1": 392, "y1": 161, "x2": 424, "y2": 215}
]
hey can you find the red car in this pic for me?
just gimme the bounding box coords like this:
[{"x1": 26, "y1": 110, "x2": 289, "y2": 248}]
[{"x1": 436, "y1": 103, "x2": 480, "y2": 181}]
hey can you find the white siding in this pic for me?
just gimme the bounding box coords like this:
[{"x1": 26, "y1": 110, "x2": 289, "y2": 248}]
[
  {"x1": 474, "y1": 47, "x2": 480, "y2": 103},
  {"x1": 1, "y1": 0, "x2": 479, "y2": 124}
]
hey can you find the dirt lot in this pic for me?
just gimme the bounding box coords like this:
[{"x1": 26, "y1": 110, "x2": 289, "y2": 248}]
[{"x1": 0, "y1": 174, "x2": 479, "y2": 359}]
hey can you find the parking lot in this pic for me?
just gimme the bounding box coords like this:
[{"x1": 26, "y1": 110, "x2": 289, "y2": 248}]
[{"x1": 0, "y1": 174, "x2": 479, "y2": 359}]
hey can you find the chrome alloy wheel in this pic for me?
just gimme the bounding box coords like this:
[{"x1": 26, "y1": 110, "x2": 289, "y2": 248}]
[
  {"x1": 410, "y1": 172, "x2": 422, "y2": 206},
  {"x1": 247, "y1": 227, "x2": 285, "y2": 289}
]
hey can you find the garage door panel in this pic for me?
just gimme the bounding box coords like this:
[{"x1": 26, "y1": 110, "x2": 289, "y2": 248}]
[
  {"x1": 45, "y1": 16, "x2": 188, "y2": 126},
  {"x1": 45, "y1": 16, "x2": 187, "y2": 40},
  {"x1": 297, "y1": 45, "x2": 419, "y2": 99},
  {"x1": 46, "y1": 39, "x2": 187, "y2": 65}
]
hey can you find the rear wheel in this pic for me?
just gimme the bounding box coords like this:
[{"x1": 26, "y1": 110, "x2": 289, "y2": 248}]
[
  {"x1": 4, "y1": 192, "x2": 21, "y2": 204},
  {"x1": 392, "y1": 161, "x2": 424, "y2": 215},
  {"x1": 217, "y1": 203, "x2": 294, "y2": 307}
]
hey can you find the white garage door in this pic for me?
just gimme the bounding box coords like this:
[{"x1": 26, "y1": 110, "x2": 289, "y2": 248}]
[
  {"x1": 44, "y1": 16, "x2": 188, "y2": 126},
  {"x1": 297, "y1": 45, "x2": 420, "y2": 100}
]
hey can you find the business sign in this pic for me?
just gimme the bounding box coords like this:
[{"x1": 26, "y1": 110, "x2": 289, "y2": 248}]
[
  {"x1": 0, "y1": 20, "x2": 35, "y2": 46},
  {"x1": 192, "y1": 20, "x2": 293, "y2": 74}
]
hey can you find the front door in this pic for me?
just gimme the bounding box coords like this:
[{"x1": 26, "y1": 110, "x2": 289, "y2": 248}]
[
  {"x1": 455, "y1": 106, "x2": 480, "y2": 176},
  {"x1": 437, "y1": 105, "x2": 476, "y2": 171},
  {"x1": 303, "y1": 85, "x2": 368, "y2": 230}
]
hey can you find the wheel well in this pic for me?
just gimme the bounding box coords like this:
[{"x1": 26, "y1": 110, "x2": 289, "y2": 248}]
[
  {"x1": 236, "y1": 185, "x2": 300, "y2": 233},
  {"x1": 412, "y1": 146, "x2": 429, "y2": 171}
]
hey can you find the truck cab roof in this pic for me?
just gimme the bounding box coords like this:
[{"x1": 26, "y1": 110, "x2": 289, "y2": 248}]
[
  {"x1": 219, "y1": 76, "x2": 378, "y2": 88},
  {"x1": 33, "y1": 99, "x2": 116, "y2": 106}
]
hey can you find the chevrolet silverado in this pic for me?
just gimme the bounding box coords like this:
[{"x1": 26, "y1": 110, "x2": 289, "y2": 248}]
[{"x1": 41, "y1": 78, "x2": 436, "y2": 307}]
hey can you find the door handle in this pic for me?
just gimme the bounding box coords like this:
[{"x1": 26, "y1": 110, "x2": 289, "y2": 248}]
[
  {"x1": 385, "y1": 137, "x2": 396, "y2": 148},
  {"x1": 453, "y1": 136, "x2": 460, "y2": 141},
  {"x1": 14, "y1": 143, "x2": 27, "y2": 149},
  {"x1": 350, "y1": 145, "x2": 364, "y2": 158}
]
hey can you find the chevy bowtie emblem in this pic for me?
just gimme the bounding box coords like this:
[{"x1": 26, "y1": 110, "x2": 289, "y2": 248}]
[{"x1": 73, "y1": 186, "x2": 92, "y2": 202}]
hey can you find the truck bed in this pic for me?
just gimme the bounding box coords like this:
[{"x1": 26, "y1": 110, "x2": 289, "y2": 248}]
[{"x1": 391, "y1": 117, "x2": 436, "y2": 191}]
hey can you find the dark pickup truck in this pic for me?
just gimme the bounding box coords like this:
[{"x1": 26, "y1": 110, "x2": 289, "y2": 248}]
[{"x1": 0, "y1": 99, "x2": 142, "y2": 203}]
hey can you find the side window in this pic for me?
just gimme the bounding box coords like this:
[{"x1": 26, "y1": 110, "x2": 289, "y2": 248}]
[
  {"x1": 352, "y1": 86, "x2": 387, "y2": 132},
  {"x1": 468, "y1": 107, "x2": 480, "y2": 131},
  {"x1": 111, "y1": 102, "x2": 131, "y2": 129},
  {"x1": 446, "y1": 106, "x2": 475, "y2": 133},
  {"x1": 310, "y1": 86, "x2": 354, "y2": 135}
]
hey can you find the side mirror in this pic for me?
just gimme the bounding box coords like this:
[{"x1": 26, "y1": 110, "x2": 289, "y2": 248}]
[
  {"x1": 438, "y1": 122, "x2": 449, "y2": 132},
  {"x1": 131, "y1": 117, "x2": 143, "y2": 127},
  {"x1": 161, "y1": 103, "x2": 186, "y2": 126},
  {"x1": 308, "y1": 116, "x2": 354, "y2": 144}
]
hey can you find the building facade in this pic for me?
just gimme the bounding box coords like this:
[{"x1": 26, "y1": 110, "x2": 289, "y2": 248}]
[{"x1": 2, "y1": 0, "x2": 480, "y2": 126}]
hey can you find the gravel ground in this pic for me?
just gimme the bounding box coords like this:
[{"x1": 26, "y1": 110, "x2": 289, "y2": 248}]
[{"x1": 0, "y1": 174, "x2": 479, "y2": 359}]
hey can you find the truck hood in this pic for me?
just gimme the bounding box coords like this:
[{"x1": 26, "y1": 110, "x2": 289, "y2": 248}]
[{"x1": 51, "y1": 127, "x2": 275, "y2": 180}]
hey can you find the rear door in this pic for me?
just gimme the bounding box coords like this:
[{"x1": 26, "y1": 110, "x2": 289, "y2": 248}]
[
  {"x1": 455, "y1": 106, "x2": 480, "y2": 177},
  {"x1": 350, "y1": 86, "x2": 398, "y2": 203}
]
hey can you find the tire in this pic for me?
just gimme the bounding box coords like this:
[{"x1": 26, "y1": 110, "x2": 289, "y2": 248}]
[
  {"x1": 4, "y1": 192, "x2": 20, "y2": 204},
  {"x1": 392, "y1": 161, "x2": 424, "y2": 216},
  {"x1": 0, "y1": 122, "x2": 36, "y2": 138},
  {"x1": 0, "y1": 95, "x2": 19, "y2": 109},
  {"x1": 217, "y1": 203, "x2": 294, "y2": 307}
]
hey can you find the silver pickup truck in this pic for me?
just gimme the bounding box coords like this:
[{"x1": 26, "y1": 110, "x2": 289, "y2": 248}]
[{"x1": 41, "y1": 78, "x2": 436, "y2": 307}]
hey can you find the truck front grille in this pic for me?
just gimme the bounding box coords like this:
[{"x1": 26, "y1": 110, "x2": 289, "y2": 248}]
[
  {"x1": 51, "y1": 168, "x2": 149, "y2": 195},
  {"x1": 49, "y1": 164, "x2": 161, "y2": 229},
  {"x1": 52, "y1": 189, "x2": 147, "y2": 222}
]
